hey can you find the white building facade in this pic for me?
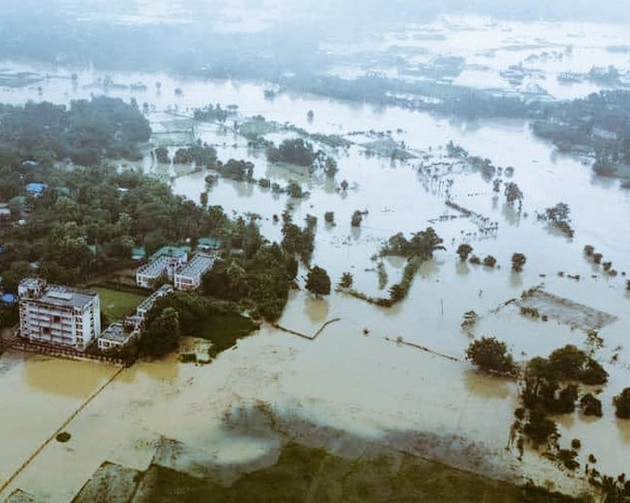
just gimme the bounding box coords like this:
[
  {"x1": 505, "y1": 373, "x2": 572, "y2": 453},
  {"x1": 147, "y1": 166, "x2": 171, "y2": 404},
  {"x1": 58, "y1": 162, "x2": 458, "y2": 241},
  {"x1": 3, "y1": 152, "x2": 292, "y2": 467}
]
[
  {"x1": 18, "y1": 278, "x2": 101, "y2": 352},
  {"x1": 174, "y1": 253, "x2": 215, "y2": 290}
]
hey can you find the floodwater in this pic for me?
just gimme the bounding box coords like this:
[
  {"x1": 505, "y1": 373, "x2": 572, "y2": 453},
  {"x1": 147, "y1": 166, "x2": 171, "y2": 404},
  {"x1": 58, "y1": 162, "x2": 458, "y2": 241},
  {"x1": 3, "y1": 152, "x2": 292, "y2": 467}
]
[{"x1": 1, "y1": 16, "x2": 630, "y2": 501}]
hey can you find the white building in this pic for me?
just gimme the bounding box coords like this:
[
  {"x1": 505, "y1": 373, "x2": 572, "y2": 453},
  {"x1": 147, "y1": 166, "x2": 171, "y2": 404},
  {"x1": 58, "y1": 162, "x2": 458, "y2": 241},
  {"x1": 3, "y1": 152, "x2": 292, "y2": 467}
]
[
  {"x1": 96, "y1": 284, "x2": 173, "y2": 351},
  {"x1": 97, "y1": 321, "x2": 138, "y2": 351},
  {"x1": 136, "y1": 247, "x2": 189, "y2": 288},
  {"x1": 18, "y1": 278, "x2": 101, "y2": 352},
  {"x1": 174, "y1": 253, "x2": 215, "y2": 290}
]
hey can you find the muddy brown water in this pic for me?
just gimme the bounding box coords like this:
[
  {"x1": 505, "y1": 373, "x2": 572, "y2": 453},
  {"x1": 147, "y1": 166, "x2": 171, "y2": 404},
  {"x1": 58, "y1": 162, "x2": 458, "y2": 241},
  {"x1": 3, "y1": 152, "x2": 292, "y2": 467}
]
[{"x1": 1, "y1": 15, "x2": 630, "y2": 499}]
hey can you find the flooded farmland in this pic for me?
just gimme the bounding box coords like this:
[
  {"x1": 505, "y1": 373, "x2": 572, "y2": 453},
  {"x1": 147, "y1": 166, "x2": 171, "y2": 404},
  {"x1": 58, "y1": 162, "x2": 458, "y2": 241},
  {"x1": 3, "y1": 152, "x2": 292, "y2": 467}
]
[{"x1": 1, "y1": 12, "x2": 630, "y2": 501}]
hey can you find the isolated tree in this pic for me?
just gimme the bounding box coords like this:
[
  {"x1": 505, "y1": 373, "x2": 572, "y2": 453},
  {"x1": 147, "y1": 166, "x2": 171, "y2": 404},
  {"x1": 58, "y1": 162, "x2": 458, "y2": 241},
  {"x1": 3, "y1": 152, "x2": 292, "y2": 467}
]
[
  {"x1": 580, "y1": 393, "x2": 603, "y2": 417},
  {"x1": 483, "y1": 255, "x2": 497, "y2": 267},
  {"x1": 456, "y1": 243, "x2": 473, "y2": 261},
  {"x1": 523, "y1": 410, "x2": 558, "y2": 447},
  {"x1": 155, "y1": 146, "x2": 169, "y2": 163},
  {"x1": 504, "y1": 182, "x2": 523, "y2": 204},
  {"x1": 339, "y1": 272, "x2": 353, "y2": 289},
  {"x1": 305, "y1": 266, "x2": 331, "y2": 297},
  {"x1": 351, "y1": 210, "x2": 363, "y2": 227},
  {"x1": 324, "y1": 157, "x2": 338, "y2": 177},
  {"x1": 613, "y1": 388, "x2": 630, "y2": 419},
  {"x1": 324, "y1": 211, "x2": 335, "y2": 225},
  {"x1": 466, "y1": 336, "x2": 515, "y2": 375},
  {"x1": 511, "y1": 252, "x2": 527, "y2": 272}
]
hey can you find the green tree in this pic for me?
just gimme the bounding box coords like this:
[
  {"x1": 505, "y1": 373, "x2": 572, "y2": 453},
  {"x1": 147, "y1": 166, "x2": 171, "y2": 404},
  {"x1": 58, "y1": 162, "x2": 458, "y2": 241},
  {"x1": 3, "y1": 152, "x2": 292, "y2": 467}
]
[
  {"x1": 339, "y1": 272, "x2": 353, "y2": 289},
  {"x1": 613, "y1": 388, "x2": 630, "y2": 419},
  {"x1": 305, "y1": 266, "x2": 331, "y2": 297},
  {"x1": 523, "y1": 410, "x2": 558, "y2": 447},
  {"x1": 456, "y1": 243, "x2": 473, "y2": 261},
  {"x1": 155, "y1": 146, "x2": 169, "y2": 163},
  {"x1": 140, "y1": 306, "x2": 180, "y2": 357},
  {"x1": 511, "y1": 252, "x2": 527, "y2": 272},
  {"x1": 504, "y1": 182, "x2": 523, "y2": 204},
  {"x1": 465, "y1": 336, "x2": 515, "y2": 375},
  {"x1": 483, "y1": 255, "x2": 497, "y2": 267},
  {"x1": 580, "y1": 393, "x2": 603, "y2": 417}
]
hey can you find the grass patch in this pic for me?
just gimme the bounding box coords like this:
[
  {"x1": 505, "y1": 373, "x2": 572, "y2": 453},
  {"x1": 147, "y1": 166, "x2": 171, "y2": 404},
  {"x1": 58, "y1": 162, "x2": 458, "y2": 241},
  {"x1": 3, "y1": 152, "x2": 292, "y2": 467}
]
[
  {"x1": 124, "y1": 443, "x2": 588, "y2": 502},
  {"x1": 196, "y1": 313, "x2": 259, "y2": 358},
  {"x1": 96, "y1": 287, "x2": 146, "y2": 323}
]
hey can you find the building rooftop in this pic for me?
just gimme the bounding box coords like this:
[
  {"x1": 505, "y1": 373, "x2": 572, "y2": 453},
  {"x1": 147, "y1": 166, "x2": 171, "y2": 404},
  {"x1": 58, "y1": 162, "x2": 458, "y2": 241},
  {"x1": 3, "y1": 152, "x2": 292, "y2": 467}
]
[
  {"x1": 19, "y1": 278, "x2": 97, "y2": 309},
  {"x1": 40, "y1": 285, "x2": 97, "y2": 310},
  {"x1": 177, "y1": 253, "x2": 215, "y2": 279},
  {"x1": 136, "y1": 284, "x2": 173, "y2": 314},
  {"x1": 132, "y1": 247, "x2": 146, "y2": 260},
  {"x1": 99, "y1": 323, "x2": 135, "y2": 344},
  {"x1": 26, "y1": 182, "x2": 48, "y2": 195},
  {"x1": 198, "y1": 237, "x2": 221, "y2": 250},
  {"x1": 151, "y1": 246, "x2": 190, "y2": 261},
  {"x1": 137, "y1": 255, "x2": 169, "y2": 279}
]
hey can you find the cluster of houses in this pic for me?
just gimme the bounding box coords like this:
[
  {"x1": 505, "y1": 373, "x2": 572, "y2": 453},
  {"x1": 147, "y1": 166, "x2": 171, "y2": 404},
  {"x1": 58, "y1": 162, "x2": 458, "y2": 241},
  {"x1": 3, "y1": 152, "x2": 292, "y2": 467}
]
[{"x1": 16, "y1": 244, "x2": 218, "y2": 354}]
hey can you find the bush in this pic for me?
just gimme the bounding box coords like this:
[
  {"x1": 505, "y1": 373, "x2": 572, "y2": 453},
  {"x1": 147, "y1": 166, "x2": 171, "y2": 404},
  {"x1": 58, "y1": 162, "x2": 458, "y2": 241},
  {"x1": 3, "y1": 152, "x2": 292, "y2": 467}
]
[
  {"x1": 483, "y1": 255, "x2": 497, "y2": 267},
  {"x1": 580, "y1": 393, "x2": 603, "y2": 417},
  {"x1": 613, "y1": 388, "x2": 630, "y2": 419},
  {"x1": 466, "y1": 337, "x2": 515, "y2": 375},
  {"x1": 523, "y1": 410, "x2": 558, "y2": 447}
]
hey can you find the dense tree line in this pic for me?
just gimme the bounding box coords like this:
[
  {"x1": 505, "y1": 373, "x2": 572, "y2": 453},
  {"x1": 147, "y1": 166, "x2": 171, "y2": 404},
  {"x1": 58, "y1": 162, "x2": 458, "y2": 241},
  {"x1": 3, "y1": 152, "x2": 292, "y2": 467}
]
[
  {"x1": 267, "y1": 138, "x2": 318, "y2": 167},
  {"x1": 532, "y1": 90, "x2": 630, "y2": 170},
  {"x1": 201, "y1": 240, "x2": 298, "y2": 321},
  {"x1": 0, "y1": 165, "x2": 230, "y2": 288},
  {"x1": 0, "y1": 96, "x2": 150, "y2": 166}
]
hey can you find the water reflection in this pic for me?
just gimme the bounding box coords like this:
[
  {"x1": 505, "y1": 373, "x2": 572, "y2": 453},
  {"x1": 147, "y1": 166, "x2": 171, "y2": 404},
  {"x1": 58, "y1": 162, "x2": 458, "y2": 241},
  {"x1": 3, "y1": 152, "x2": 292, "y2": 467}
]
[
  {"x1": 303, "y1": 297, "x2": 329, "y2": 324},
  {"x1": 463, "y1": 369, "x2": 511, "y2": 400},
  {"x1": 456, "y1": 261, "x2": 470, "y2": 276},
  {"x1": 612, "y1": 417, "x2": 630, "y2": 446},
  {"x1": 24, "y1": 356, "x2": 115, "y2": 398}
]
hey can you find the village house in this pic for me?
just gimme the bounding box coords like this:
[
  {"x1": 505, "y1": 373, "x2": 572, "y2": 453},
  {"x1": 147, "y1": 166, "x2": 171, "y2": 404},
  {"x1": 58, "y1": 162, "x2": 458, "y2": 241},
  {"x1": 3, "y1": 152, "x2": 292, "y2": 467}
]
[{"x1": 18, "y1": 278, "x2": 101, "y2": 352}]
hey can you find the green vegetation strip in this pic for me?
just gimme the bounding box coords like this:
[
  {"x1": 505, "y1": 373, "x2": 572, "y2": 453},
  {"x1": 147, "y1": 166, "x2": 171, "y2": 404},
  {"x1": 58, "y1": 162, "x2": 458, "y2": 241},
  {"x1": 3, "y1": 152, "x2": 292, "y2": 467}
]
[{"x1": 91, "y1": 442, "x2": 586, "y2": 502}]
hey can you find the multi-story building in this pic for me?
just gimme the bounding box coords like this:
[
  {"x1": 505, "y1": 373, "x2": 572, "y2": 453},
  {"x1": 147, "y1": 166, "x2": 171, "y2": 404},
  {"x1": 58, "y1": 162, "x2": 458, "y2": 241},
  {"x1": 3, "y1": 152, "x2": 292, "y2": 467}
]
[
  {"x1": 136, "y1": 246, "x2": 189, "y2": 288},
  {"x1": 174, "y1": 253, "x2": 215, "y2": 290},
  {"x1": 18, "y1": 278, "x2": 101, "y2": 352}
]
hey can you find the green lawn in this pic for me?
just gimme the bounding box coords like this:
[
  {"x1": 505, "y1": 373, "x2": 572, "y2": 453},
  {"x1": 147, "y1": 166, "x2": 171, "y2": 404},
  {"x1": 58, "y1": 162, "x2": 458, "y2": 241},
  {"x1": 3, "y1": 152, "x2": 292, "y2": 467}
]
[
  {"x1": 96, "y1": 287, "x2": 146, "y2": 323},
  {"x1": 122, "y1": 443, "x2": 587, "y2": 502},
  {"x1": 196, "y1": 313, "x2": 259, "y2": 357}
]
